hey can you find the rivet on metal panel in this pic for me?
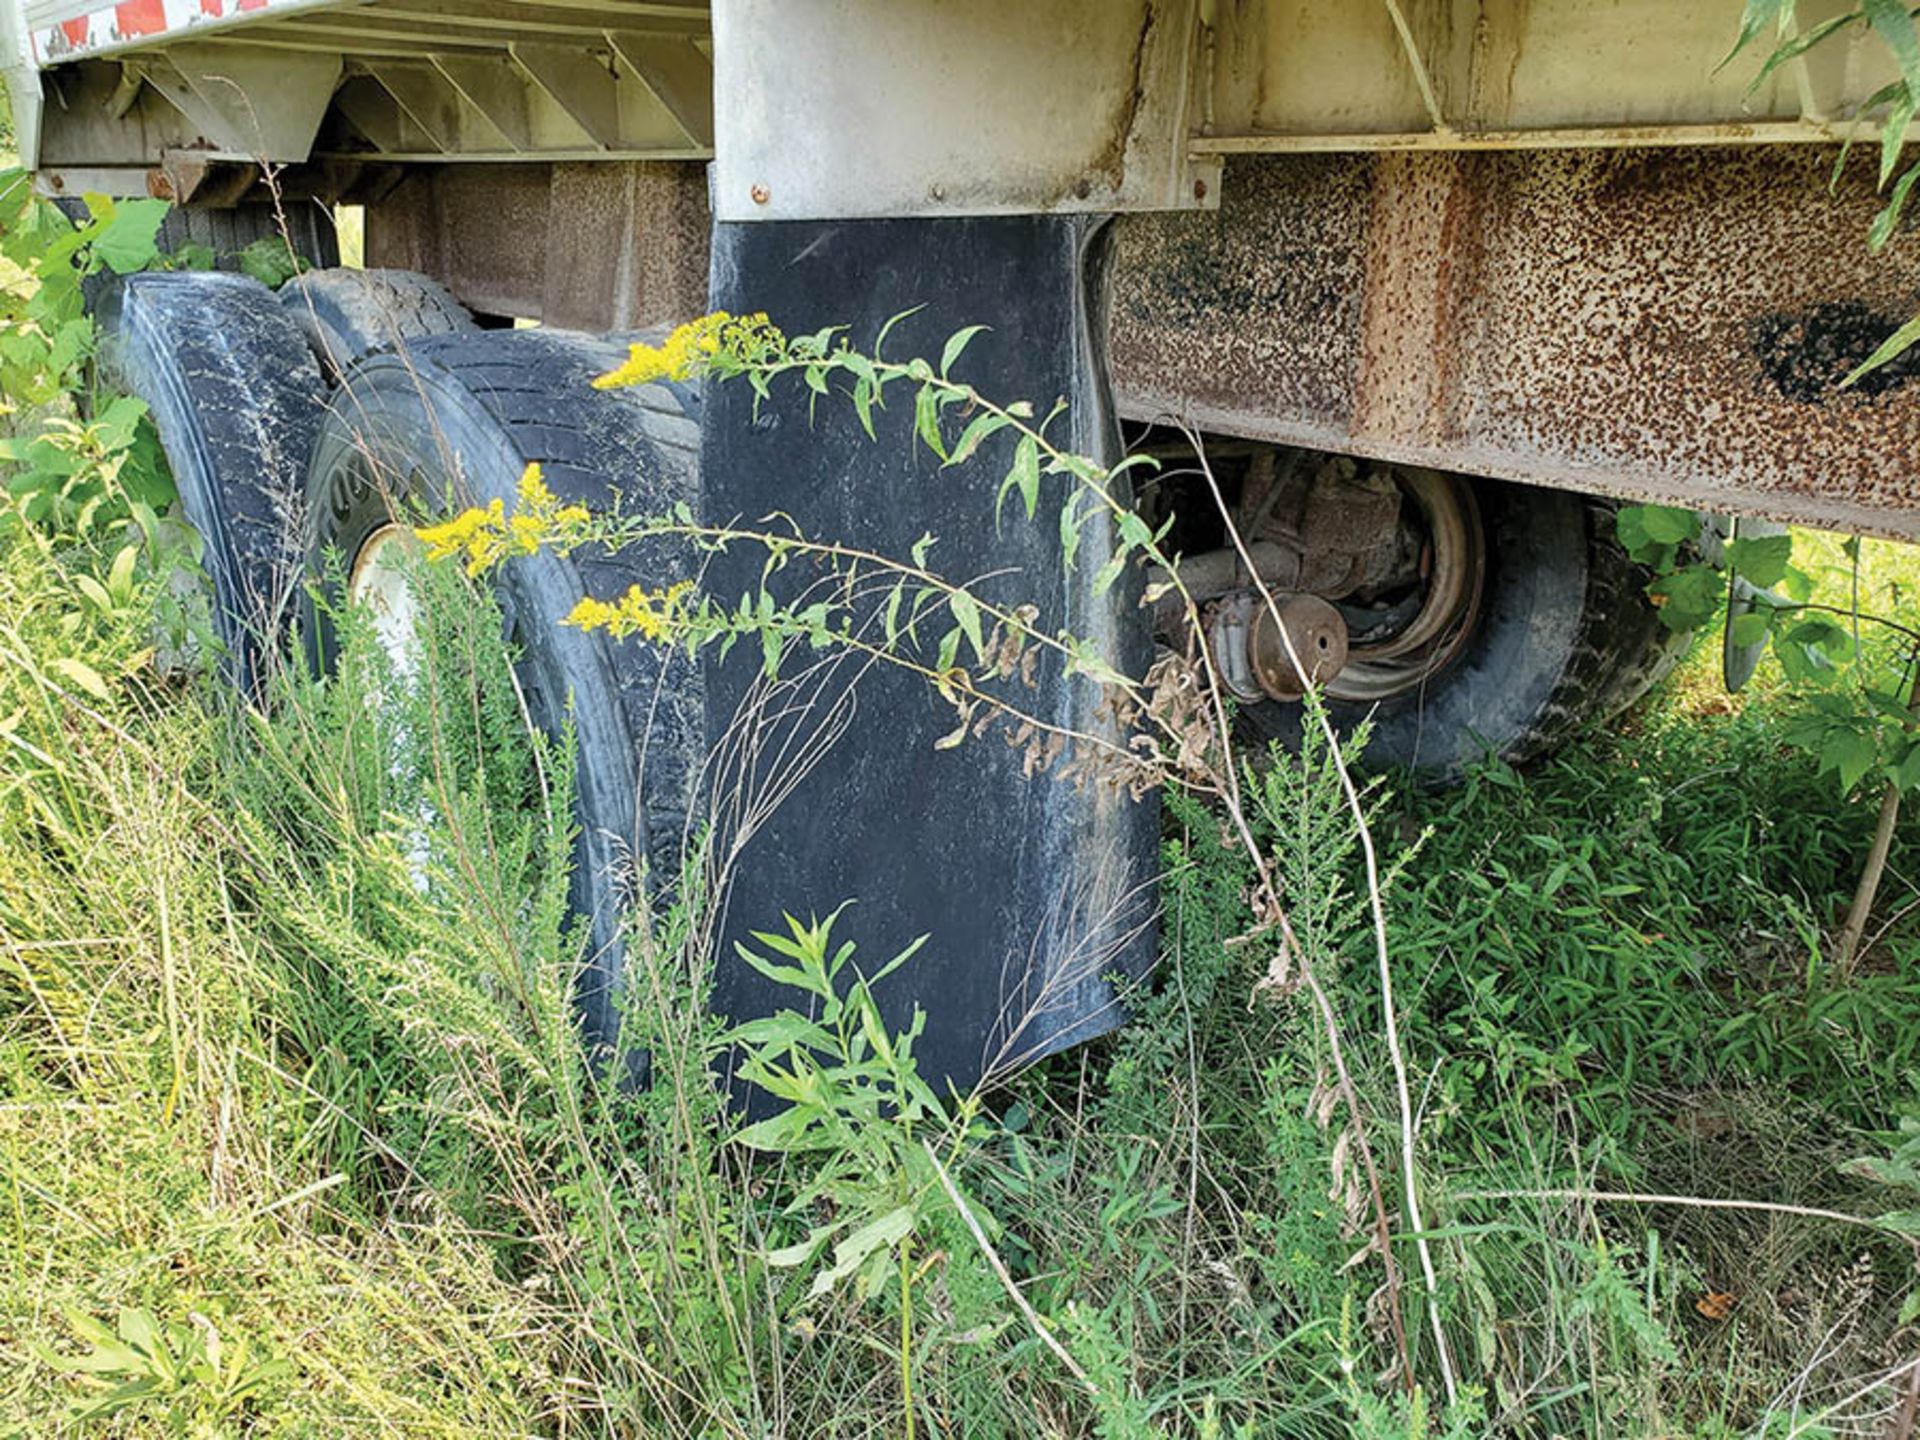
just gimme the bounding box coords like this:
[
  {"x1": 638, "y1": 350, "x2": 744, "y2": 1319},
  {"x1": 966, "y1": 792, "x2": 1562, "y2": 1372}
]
[
  {"x1": 1193, "y1": 178, "x2": 1208, "y2": 201},
  {"x1": 928, "y1": 183, "x2": 946, "y2": 203},
  {"x1": 1073, "y1": 178, "x2": 1093, "y2": 200},
  {"x1": 750, "y1": 183, "x2": 771, "y2": 206}
]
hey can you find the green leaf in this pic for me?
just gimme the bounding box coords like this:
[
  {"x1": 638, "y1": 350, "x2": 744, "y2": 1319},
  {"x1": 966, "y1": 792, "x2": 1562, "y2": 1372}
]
[
  {"x1": 1881, "y1": 84, "x2": 1917, "y2": 187},
  {"x1": 1901, "y1": 1287, "x2": 1920, "y2": 1326},
  {"x1": 1871, "y1": 159, "x2": 1920, "y2": 249},
  {"x1": 1008, "y1": 436, "x2": 1041, "y2": 522},
  {"x1": 766, "y1": 1224, "x2": 838, "y2": 1269},
  {"x1": 1636, "y1": 504, "x2": 1700, "y2": 546},
  {"x1": 165, "y1": 240, "x2": 217, "y2": 271},
  {"x1": 948, "y1": 589, "x2": 985, "y2": 662},
  {"x1": 883, "y1": 582, "x2": 904, "y2": 643},
  {"x1": 731, "y1": 941, "x2": 817, "y2": 996},
  {"x1": 1720, "y1": 0, "x2": 1794, "y2": 68},
  {"x1": 940, "y1": 324, "x2": 989, "y2": 377},
  {"x1": 1868, "y1": 0, "x2": 1920, "y2": 95},
  {"x1": 809, "y1": 1205, "x2": 915, "y2": 1299},
  {"x1": 1897, "y1": 741, "x2": 1920, "y2": 792},
  {"x1": 92, "y1": 394, "x2": 147, "y2": 453},
  {"x1": 1727, "y1": 532, "x2": 1794, "y2": 588},
  {"x1": 873, "y1": 306, "x2": 922, "y2": 359},
  {"x1": 726, "y1": 1012, "x2": 837, "y2": 1053},
  {"x1": 1827, "y1": 727, "x2": 1880, "y2": 791},
  {"x1": 1093, "y1": 553, "x2": 1127, "y2": 597},
  {"x1": 1745, "y1": 9, "x2": 1866, "y2": 93},
  {"x1": 1060, "y1": 494, "x2": 1083, "y2": 571},
  {"x1": 733, "y1": 1105, "x2": 821, "y2": 1154},
  {"x1": 90, "y1": 199, "x2": 169, "y2": 275},
  {"x1": 1116, "y1": 508, "x2": 1152, "y2": 555},
  {"x1": 935, "y1": 625, "x2": 962, "y2": 675},
  {"x1": 862, "y1": 932, "x2": 929, "y2": 991},
  {"x1": 74, "y1": 574, "x2": 114, "y2": 614},
  {"x1": 946, "y1": 410, "x2": 1008, "y2": 468},
  {"x1": 234, "y1": 235, "x2": 306, "y2": 289},
  {"x1": 851, "y1": 376, "x2": 877, "y2": 439},
  {"x1": 1648, "y1": 564, "x2": 1726, "y2": 632},
  {"x1": 913, "y1": 384, "x2": 948, "y2": 460},
  {"x1": 1844, "y1": 306, "x2": 1920, "y2": 384},
  {"x1": 1729, "y1": 610, "x2": 1771, "y2": 647},
  {"x1": 108, "y1": 544, "x2": 141, "y2": 603},
  {"x1": 50, "y1": 657, "x2": 112, "y2": 702}
]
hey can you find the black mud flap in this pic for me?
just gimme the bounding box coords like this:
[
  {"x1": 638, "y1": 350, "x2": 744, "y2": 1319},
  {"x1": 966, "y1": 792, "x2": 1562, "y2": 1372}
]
[{"x1": 701, "y1": 216, "x2": 1159, "y2": 1099}]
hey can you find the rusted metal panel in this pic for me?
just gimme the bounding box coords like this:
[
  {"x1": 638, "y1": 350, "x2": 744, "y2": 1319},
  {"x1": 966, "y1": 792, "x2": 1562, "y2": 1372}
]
[
  {"x1": 543, "y1": 161, "x2": 710, "y2": 331},
  {"x1": 366, "y1": 159, "x2": 710, "y2": 327},
  {"x1": 366, "y1": 162, "x2": 551, "y2": 318},
  {"x1": 1109, "y1": 149, "x2": 1920, "y2": 539}
]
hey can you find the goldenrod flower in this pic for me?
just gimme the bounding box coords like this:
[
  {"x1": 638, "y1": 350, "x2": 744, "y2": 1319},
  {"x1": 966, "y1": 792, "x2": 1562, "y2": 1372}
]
[
  {"x1": 517, "y1": 463, "x2": 556, "y2": 511},
  {"x1": 592, "y1": 312, "x2": 787, "y2": 390},
  {"x1": 563, "y1": 581, "x2": 694, "y2": 642},
  {"x1": 414, "y1": 463, "x2": 592, "y2": 575},
  {"x1": 415, "y1": 497, "x2": 509, "y2": 576}
]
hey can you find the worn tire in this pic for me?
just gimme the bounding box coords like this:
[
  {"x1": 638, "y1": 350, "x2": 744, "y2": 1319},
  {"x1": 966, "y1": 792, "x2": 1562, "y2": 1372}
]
[
  {"x1": 1241, "y1": 480, "x2": 1689, "y2": 779},
  {"x1": 280, "y1": 268, "x2": 476, "y2": 377},
  {"x1": 157, "y1": 201, "x2": 340, "y2": 271},
  {"x1": 58, "y1": 198, "x2": 340, "y2": 272},
  {"x1": 302, "y1": 329, "x2": 700, "y2": 1080},
  {"x1": 106, "y1": 270, "x2": 327, "y2": 698}
]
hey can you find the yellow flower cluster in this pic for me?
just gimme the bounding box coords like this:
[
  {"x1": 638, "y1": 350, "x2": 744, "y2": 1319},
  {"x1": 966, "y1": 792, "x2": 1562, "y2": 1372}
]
[
  {"x1": 417, "y1": 497, "x2": 508, "y2": 576},
  {"x1": 592, "y1": 311, "x2": 785, "y2": 390},
  {"x1": 563, "y1": 580, "x2": 695, "y2": 642},
  {"x1": 415, "y1": 463, "x2": 590, "y2": 576}
]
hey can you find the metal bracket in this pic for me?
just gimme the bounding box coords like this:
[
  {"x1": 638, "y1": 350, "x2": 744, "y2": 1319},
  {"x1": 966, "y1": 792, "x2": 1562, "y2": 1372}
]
[{"x1": 140, "y1": 44, "x2": 339, "y2": 162}]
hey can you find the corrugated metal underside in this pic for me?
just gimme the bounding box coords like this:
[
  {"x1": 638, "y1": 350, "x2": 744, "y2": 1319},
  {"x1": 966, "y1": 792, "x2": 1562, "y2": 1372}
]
[{"x1": 33, "y1": 0, "x2": 715, "y2": 164}]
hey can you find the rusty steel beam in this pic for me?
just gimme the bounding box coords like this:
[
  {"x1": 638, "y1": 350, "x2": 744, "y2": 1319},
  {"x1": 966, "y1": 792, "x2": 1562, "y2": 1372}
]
[{"x1": 1109, "y1": 149, "x2": 1920, "y2": 540}]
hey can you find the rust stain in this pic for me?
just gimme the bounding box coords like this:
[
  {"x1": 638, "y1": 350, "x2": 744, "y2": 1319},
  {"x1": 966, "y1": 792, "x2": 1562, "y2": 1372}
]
[
  {"x1": 1465, "y1": 0, "x2": 1526, "y2": 130},
  {"x1": 1091, "y1": 1, "x2": 1157, "y2": 191}
]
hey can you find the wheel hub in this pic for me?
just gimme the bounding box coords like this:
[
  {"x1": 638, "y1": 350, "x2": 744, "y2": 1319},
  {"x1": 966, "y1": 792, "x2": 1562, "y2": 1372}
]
[
  {"x1": 347, "y1": 522, "x2": 425, "y2": 681},
  {"x1": 1153, "y1": 448, "x2": 1489, "y2": 706},
  {"x1": 1210, "y1": 591, "x2": 1351, "y2": 702}
]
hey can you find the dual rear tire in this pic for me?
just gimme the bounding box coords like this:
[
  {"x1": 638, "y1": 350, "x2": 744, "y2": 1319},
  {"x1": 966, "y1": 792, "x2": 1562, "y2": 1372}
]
[
  {"x1": 301, "y1": 332, "x2": 699, "y2": 1076},
  {"x1": 113, "y1": 269, "x2": 696, "y2": 1077}
]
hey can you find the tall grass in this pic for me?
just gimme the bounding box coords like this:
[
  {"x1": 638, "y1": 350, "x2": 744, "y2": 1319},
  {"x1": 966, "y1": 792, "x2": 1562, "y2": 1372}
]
[{"x1": 7, "y1": 459, "x2": 1920, "y2": 1436}]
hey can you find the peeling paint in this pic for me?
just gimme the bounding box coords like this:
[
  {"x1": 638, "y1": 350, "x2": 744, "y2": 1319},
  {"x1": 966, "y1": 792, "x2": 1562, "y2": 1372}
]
[{"x1": 1751, "y1": 302, "x2": 1920, "y2": 404}]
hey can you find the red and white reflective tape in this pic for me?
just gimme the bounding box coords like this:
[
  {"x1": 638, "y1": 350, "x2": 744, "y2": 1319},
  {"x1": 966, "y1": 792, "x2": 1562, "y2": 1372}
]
[{"x1": 31, "y1": 0, "x2": 284, "y2": 63}]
